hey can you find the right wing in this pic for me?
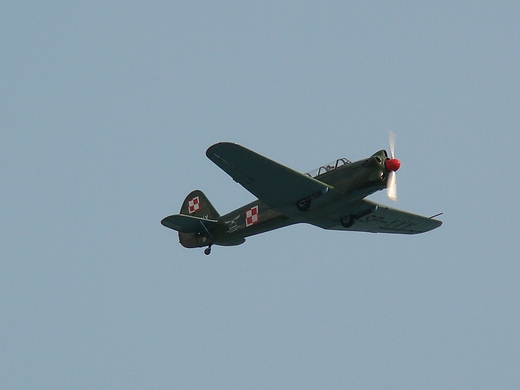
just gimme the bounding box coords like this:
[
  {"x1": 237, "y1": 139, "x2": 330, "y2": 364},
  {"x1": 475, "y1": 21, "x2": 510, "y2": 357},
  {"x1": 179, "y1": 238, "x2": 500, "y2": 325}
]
[{"x1": 206, "y1": 142, "x2": 332, "y2": 207}]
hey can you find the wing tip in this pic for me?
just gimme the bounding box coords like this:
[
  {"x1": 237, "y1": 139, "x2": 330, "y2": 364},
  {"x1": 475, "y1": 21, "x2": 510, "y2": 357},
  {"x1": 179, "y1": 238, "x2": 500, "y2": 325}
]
[{"x1": 206, "y1": 142, "x2": 241, "y2": 156}]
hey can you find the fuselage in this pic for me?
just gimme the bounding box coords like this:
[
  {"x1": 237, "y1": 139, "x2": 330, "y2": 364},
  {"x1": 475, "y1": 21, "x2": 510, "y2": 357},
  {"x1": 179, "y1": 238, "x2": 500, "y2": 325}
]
[{"x1": 211, "y1": 150, "x2": 390, "y2": 247}]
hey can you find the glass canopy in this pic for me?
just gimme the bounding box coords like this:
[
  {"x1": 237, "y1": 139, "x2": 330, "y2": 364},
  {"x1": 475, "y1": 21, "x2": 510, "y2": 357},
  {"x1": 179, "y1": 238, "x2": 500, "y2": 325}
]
[{"x1": 304, "y1": 158, "x2": 351, "y2": 178}]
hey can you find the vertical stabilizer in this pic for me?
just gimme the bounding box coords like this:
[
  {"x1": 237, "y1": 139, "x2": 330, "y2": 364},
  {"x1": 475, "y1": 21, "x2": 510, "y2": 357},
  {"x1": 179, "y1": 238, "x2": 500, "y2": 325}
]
[
  {"x1": 180, "y1": 190, "x2": 220, "y2": 219},
  {"x1": 178, "y1": 190, "x2": 220, "y2": 248}
]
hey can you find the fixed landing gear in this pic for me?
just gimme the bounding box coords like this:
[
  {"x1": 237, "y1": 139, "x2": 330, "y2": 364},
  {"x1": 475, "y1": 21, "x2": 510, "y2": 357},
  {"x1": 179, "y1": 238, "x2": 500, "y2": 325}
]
[{"x1": 204, "y1": 246, "x2": 212, "y2": 255}]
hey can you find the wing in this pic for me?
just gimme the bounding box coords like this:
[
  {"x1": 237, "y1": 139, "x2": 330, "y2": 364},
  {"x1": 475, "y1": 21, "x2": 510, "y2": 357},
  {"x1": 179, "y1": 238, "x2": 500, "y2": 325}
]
[
  {"x1": 206, "y1": 142, "x2": 332, "y2": 207},
  {"x1": 349, "y1": 200, "x2": 442, "y2": 234},
  {"x1": 311, "y1": 199, "x2": 442, "y2": 234},
  {"x1": 161, "y1": 214, "x2": 219, "y2": 233}
]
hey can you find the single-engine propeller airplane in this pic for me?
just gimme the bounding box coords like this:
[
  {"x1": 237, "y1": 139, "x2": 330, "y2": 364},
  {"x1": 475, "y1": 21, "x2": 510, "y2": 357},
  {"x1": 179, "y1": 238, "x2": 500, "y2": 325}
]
[{"x1": 162, "y1": 134, "x2": 442, "y2": 255}]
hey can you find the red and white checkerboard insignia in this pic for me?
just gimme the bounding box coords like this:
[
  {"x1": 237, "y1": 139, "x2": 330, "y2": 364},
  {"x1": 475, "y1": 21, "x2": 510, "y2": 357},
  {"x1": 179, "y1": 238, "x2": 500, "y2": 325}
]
[
  {"x1": 188, "y1": 197, "x2": 200, "y2": 214},
  {"x1": 245, "y1": 205, "x2": 259, "y2": 227}
]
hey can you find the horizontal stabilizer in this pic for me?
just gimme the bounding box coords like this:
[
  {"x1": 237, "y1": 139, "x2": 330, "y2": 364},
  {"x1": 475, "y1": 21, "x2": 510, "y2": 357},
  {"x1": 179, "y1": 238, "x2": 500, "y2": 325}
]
[{"x1": 161, "y1": 214, "x2": 219, "y2": 233}]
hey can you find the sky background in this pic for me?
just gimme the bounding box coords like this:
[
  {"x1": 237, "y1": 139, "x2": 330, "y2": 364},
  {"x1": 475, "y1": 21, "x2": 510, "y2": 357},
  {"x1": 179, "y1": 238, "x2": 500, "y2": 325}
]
[{"x1": 2, "y1": 2, "x2": 519, "y2": 389}]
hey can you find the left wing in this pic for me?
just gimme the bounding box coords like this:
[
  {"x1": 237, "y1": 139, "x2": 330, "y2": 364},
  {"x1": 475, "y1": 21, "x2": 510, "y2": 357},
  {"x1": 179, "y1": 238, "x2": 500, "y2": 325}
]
[{"x1": 206, "y1": 142, "x2": 333, "y2": 207}]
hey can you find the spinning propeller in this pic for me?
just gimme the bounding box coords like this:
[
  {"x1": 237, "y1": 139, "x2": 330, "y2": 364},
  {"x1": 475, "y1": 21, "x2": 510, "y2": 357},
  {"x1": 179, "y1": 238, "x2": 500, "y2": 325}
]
[{"x1": 385, "y1": 131, "x2": 400, "y2": 201}]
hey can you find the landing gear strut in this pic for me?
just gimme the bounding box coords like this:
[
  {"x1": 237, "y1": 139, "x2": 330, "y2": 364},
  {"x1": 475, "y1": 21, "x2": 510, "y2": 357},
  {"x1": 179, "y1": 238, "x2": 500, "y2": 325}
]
[{"x1": 204, "y1": 246, "x2": 212, "y2": 255}]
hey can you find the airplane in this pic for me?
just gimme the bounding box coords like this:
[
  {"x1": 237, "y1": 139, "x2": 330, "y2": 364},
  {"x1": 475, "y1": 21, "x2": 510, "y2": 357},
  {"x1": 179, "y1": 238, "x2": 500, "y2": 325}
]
[{"x1": 161, "y1": 134, "x2": 442, "y2": 255}]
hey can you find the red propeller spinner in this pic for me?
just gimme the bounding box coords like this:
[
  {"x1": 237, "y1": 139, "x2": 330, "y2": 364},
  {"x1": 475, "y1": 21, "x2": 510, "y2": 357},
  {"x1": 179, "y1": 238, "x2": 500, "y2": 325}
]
[{"x1": 385, "y1": 158, "x2": 401, "y2": 172}]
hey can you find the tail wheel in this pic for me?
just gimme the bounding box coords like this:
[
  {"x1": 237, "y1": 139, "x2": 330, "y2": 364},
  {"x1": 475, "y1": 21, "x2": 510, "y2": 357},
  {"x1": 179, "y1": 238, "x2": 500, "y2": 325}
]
[
  {"x1": 204, "y1": 246, "x2": 212, "y2": 255},
  {"x1": 340, "y1": 215, "x2": 357, "y2": 228}
]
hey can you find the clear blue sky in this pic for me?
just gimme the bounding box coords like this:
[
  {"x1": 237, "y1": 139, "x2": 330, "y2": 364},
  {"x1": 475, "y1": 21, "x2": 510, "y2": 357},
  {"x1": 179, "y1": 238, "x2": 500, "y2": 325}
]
[{"x1": 2, "y1": 2, "x2": 519, "y2": 389}]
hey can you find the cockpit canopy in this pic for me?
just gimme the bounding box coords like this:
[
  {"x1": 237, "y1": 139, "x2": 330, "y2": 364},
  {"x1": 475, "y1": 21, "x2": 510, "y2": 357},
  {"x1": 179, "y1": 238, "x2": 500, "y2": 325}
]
[{"x1": 305, "y1": 158, "x2": 351, "y2": 178}]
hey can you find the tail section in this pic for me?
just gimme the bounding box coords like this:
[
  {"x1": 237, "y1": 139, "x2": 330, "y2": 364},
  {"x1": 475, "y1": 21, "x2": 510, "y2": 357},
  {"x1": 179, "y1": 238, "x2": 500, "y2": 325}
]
[
  {"x1": 177, "y1": 190, "x2": 220, "y2": 248},
  {"x1": 162, "y1": 189, "x2": 247, "y2": 251}
]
